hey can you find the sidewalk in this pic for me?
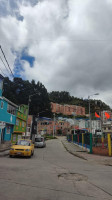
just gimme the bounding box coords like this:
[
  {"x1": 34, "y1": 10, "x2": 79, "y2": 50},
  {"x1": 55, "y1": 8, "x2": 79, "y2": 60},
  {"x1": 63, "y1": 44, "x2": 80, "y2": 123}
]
[
  {"x1": 0, "y1": 142, "x2": 11, "y2": 157},
  {"x1": 0, "y1": 149, "x2": 9, "y2": 157},
  {"x1": 59, "y1": 136, "x2": 112, "y2": 166}
]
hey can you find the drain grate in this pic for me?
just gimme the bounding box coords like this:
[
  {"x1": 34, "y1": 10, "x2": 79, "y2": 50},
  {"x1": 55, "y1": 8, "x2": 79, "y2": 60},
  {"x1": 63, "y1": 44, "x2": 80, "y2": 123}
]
[{"x1": 58, "y1": 173, "x2": 88, "y2": 181}]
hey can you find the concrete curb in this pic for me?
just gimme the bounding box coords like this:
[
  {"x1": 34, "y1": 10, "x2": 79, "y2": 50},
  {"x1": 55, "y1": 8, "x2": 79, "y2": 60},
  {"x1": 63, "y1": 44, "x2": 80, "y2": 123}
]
[
  {"x1": 0, "y1": 150, "x2": 9, "y2": 157},
  {"x1": 61, "y1": 140, "x2": 87, "y2": 161}
]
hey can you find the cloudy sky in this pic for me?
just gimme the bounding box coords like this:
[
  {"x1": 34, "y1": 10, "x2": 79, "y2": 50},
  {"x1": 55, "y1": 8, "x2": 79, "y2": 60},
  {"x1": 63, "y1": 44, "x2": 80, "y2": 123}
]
[{"x1": 0, "y1": 0, "x2": 112, "y2": 106}]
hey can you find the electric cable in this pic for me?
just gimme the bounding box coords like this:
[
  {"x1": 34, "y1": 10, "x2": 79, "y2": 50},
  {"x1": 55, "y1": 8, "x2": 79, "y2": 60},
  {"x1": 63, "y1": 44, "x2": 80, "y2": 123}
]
[
  {"x1": 0, "y1": 45, "x2": 14, "y2": 78},
  {"x1": 0, "y1": 55, "x2": 10, "y2": 75}
]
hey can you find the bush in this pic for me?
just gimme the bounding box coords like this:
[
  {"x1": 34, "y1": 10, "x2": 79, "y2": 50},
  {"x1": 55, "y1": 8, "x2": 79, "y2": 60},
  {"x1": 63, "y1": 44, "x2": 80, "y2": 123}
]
[{"x1": 44, "y1": 135, "x2": 57, "y2": 140}]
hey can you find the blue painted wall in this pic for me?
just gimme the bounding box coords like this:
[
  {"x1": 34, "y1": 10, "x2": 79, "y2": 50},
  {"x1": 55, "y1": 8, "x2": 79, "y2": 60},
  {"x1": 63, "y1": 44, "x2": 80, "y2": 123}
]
[
  {"x1": 0, "y1": 99, "x2": 16, "y2": 124},
  {"x1": 4, "y1": 125, "x2": 14, "y2": 141},
  {"x1": 0, "y1": 98, "x2": 17, "y2": 141}
]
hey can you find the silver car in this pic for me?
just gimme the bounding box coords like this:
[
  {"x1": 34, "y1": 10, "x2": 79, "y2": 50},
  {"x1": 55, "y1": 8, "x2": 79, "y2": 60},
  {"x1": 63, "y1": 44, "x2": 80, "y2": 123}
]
[{"x1": 34, "y1": 137, "x2": 46, "y2": 148}]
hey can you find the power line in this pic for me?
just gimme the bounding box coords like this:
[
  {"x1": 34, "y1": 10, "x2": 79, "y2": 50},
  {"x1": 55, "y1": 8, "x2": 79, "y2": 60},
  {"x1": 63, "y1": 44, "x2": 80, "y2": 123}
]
[
  {"x1": 0, "y1": 45, "x2": 14, "y2": 78},
  {"x1": 0, "y1": 55, "x2": 10, "y2": 75}
]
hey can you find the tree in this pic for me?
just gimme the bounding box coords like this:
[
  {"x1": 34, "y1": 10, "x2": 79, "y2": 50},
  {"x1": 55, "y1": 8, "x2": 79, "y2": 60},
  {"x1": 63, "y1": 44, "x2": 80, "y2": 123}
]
[{"x1": 3, "y1": 77, "x2": 52, "y2": 117}]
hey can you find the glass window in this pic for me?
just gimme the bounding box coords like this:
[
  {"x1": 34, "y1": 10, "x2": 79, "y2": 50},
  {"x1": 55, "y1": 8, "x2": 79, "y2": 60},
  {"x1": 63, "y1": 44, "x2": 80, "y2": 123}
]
[
  {"x1": 6, "y1": 126, "x2": 10, "y2": 134},
  {"x1": 27, "y1": 127, "x2": 31, "y2": 132},
  {"x1": 35, "y1": 138, "x2": 43, "y2": 142},
  {"x1": 16, "y1": 119, "x2": 19, "y2": 126},
  {"x1": 1, "y1": 101, "x2": 4, "y2": 109},
  {"x1": 22, "y1": 121, "x2": 25, "y2": 127},
  {"x1": 17, "y1": 140, "x2": 31, "y2": 146},
  {"x1": 7, "y1": 104, "x2": 16, "y2": 115}
]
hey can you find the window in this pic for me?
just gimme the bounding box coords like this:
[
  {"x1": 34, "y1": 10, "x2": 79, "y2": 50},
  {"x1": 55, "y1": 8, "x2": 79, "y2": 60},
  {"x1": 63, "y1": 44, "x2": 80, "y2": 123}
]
[
  {"x1": 22, "y1": 121, "x2": 25, "y2": 127},
  {"x1": 27, "y1": 127, "x2": 31, "y2": 132},
  {"x1": 17, "y1": 140, "x2": 31, "y2": 146},
  {"x1": 24, "y1": 109, "x2": 26, "y2": 115},
  {"x1": 1, "y1": 101, "x2": 4, "y2": 109},
  {"x1": 7, "y1": 104, "x2": 16, "y2": 115},
  {"x1": 6, "y1": 126, "x2": 10, "y2": 134},
  {"x1": 16, "y1": 119, "x2": 19, "y2": 126}
]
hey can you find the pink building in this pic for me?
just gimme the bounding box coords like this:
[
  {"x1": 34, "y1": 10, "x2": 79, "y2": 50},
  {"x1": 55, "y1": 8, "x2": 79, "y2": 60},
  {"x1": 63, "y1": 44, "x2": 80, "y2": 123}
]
[
  {"x1": 51, "y1": 102, "x2": 85, "y2": 116},
  {"x1": 37, "y1": 120, "x2": 71, "y2": 135}
]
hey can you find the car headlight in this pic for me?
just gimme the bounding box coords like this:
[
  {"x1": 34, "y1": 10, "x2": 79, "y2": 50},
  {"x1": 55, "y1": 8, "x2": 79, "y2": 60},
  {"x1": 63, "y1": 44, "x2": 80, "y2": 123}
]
[
  {"x1": 25, "y1": 149, "x2": 30, "y2": 151},
  {"x1": 10, "y1": 148, "x2": 14, "y2": 151}
]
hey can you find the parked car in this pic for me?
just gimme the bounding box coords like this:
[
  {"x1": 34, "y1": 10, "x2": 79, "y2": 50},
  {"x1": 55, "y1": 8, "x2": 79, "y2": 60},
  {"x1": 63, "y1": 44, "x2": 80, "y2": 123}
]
[
  {"x1": 9, "y1": 139, "x2": 34, "y2": 158},
  {"x1": 34, "y1": 136, "x2": 46, "y2": 148}
]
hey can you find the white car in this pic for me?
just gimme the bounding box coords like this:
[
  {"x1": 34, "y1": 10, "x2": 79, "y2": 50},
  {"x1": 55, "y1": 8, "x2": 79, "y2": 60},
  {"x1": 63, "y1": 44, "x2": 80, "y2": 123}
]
[{"x1": 34, "y1": 136, "x2": 46, "y2": 148}]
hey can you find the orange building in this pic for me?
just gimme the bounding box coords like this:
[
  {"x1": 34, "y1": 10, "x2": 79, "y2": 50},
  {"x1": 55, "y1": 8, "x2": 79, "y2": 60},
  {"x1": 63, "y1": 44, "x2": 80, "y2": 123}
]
[{"x1": 51, "y1": 102, "x2": 85, "y2": 116}]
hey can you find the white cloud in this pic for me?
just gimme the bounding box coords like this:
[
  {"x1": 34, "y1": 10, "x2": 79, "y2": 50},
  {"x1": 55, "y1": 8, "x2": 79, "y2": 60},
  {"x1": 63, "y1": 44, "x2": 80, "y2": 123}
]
[{"x1": 0, "y1": 0, "x2": 112, "y2": 107}]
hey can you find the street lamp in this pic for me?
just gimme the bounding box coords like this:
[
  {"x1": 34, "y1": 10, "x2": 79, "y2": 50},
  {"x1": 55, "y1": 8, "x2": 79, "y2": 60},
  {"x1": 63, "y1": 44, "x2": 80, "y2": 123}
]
[{"x1": 88, "y1": 93, "x2": 99, "y2": 133}]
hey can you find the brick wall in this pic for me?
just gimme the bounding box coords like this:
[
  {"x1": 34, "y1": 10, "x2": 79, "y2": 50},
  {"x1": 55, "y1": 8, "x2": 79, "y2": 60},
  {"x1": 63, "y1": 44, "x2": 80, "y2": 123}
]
[{"x1": 51, "y1": 102, "x2": 85, "y2": 116}]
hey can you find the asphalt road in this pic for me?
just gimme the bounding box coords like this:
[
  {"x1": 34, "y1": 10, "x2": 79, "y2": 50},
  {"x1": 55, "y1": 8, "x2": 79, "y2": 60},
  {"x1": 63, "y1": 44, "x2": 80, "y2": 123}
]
[{"x1": 0, "y1": 138, "x2": 112, "y2": 200}]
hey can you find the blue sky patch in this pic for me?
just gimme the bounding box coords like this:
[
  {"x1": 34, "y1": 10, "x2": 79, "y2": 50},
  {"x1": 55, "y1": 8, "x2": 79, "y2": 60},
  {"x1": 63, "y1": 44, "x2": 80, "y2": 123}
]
[
  {"x1": 13, "y1": 48, "x2": 35, "y2": 77},
  {"x1": 21, "y1": 54, "x2": 35, "y2": 67}
]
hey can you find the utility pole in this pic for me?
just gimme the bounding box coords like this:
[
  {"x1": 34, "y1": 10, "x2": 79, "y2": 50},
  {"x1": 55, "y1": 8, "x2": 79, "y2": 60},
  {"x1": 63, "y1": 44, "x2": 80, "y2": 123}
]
[
  {"x1": 53, "y1": 113, "x2": 55, "y2": 137},
  {"x1": 88, "y1": 93, "x2": 99, "y2": 133},
  {"x1": 25, "y1": 92, "x2": 39, "y2": 139},
  {"x1": 72, "y1": 111, "x2": 76, "y2": 134},
  {"x1": 88, "y1": 96, "x2": 91, "y2": 133}
]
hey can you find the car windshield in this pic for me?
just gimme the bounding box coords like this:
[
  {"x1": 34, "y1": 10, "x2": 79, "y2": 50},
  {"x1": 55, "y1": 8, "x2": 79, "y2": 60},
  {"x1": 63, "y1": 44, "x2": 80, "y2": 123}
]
[
  {"x1": 35, "y1": 138, "x2": 43, "y2": 142},
  {"x1": 17, "y1": 140, "x2": 31, "y2": 146}
]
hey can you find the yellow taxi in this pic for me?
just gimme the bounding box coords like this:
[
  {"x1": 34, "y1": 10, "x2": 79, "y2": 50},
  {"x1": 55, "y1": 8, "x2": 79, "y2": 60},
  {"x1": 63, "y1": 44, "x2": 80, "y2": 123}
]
[{"x1": 9, "y1": 139, "x2": 34, "y2": 158}]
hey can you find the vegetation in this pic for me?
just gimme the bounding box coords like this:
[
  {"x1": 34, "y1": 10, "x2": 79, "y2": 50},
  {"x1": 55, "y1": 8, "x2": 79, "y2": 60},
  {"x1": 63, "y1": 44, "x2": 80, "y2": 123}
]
[
  {"x1": 49, "y1": 91, "x2": 111, "y2": 116},
  {"x1": 44, "y1": 135, "x2": 57, "y2": 140},
  {"x1": 3, "y1": 77, "x2": 52, "y2": 117},
  {"x1": 3, "y1": 78, "x2": 111, "y2": 118}
]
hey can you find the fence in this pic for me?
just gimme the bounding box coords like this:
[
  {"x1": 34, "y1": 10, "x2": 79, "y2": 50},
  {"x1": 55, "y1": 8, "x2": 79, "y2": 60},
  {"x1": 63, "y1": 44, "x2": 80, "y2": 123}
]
[
  {"x1": 92, "y1": 134, "x2": 111, "y2": 156},
  {"x1": 67, "y1": 133, "x2": 90, "y2": 151},
  {"x1": 67, "y1": 133, "x2": 112, "y2": 156}
]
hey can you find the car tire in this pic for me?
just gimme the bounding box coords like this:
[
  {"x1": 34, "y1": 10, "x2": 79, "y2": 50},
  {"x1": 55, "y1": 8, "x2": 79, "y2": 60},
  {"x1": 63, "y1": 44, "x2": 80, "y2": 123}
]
[
  {"x1": 9, "y1": 155, "x2": 13, "y2": 158},
  {"x1": 29, "y1": 154, "x2": 31, "y2": 158},
  {"x1": 32, "y1": 151, "x2": 34, "y2": 156}
]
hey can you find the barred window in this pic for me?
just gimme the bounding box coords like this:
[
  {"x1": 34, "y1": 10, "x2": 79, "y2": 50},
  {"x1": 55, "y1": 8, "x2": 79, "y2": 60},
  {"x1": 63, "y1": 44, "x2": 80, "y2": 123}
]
[{"x1": 7, "y1": 104, "x2": 16, "y2": 115}]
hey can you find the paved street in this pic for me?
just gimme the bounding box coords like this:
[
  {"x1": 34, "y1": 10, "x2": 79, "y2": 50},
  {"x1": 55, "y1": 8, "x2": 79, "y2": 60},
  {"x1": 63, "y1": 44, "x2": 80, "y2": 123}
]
[{"x1": 0, "y1": 138, "x2": 112, "y2": 200}]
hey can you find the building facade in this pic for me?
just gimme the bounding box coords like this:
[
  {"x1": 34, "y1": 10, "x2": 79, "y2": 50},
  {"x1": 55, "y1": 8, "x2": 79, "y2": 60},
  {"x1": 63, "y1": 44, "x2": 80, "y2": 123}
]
[
  {"x1": 51, "y1": 102, "x2": 85, "y2": 116},
  {"x1": 26, "y1": 115, "x2": 38, "y2": 141},
  {"x1": 0, "y1": 74, "x2": 18, "y2": 144},
  {"x1": 101, "y1": 111, "x2": 112, "y2": 134},
  {"x1": 37, "y1": 119, "x2": 71, "y2": 135},
  {"x1": 12, "y1": 105, "x2": 28, "y2": 143}
]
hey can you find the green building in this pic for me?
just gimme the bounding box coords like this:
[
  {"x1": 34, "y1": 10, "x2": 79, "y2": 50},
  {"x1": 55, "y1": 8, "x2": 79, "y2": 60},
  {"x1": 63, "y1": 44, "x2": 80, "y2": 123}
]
[{"x1": 12, "y1": 105, "x2": 28, "y2": 143}]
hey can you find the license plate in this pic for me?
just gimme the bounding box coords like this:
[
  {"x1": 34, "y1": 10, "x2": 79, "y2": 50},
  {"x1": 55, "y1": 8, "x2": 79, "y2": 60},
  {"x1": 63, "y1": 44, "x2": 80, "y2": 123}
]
[{"x1": 17, "y1": 152, "x2": 22, "y2": 155}]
